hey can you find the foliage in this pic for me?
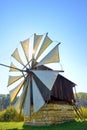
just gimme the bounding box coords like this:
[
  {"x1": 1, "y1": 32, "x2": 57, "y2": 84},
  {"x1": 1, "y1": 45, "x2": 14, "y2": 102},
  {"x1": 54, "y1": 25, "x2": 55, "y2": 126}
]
[
  {"x1": 76, "y1": 92, "x2": 87, "y2": 104},
  {"x1": 74, "y1": 106, "x2": 87, "y2": 121},
  {"x1": 0, "y1": 106, "x2": 24, "y2": 122},
  {"x1": 77, "y1": 92, "x2": 87, "y2": 101},
  {"x1": 0, "y1": 121, "x2": 87, "y2": 130},
  {"x1": 0, "y1": 110, "x2": 5, "y2": 121},
  {"x1": 74, "y1": 92, "x2": 87, "y2": 107},
  {"x1": 0, "y1": 94, "x2": 10, "y2": 110},
  {"x1": 82, "y1": 107, "x2": 87, "y2": 119}
]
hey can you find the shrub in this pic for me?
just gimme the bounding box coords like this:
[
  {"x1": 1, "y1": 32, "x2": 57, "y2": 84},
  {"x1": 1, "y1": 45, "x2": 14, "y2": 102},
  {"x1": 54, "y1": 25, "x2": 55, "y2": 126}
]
[
  {"x1": 0, "y1": 110, "x2": 5, "y2": 121},
  {"x1": 82, "y1": 107, "x2": 87, "y2": 119},
  {"x1": 0, "y1": 106, "x2": 24, "y2": 122},
  {"x1": 74, "y1": 107, "x2": 87, "y2": 120}
]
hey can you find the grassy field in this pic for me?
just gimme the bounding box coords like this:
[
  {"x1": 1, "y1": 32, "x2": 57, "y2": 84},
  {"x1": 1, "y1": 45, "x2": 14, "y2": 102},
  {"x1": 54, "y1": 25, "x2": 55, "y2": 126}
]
[{"x1": 0, "y1": 121, "x2": 87, "y2": 130}]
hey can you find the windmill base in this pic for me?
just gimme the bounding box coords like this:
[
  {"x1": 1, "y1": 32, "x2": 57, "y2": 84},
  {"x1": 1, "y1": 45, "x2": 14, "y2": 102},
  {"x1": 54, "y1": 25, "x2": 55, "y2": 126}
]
[{"x1": 24, "y1": 102, "x2": 75, "y2": 126}]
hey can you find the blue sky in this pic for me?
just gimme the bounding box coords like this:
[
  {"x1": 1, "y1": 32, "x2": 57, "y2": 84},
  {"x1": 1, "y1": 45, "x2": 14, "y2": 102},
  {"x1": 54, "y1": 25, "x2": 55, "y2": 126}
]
[{"x1": 0, "y1": 0, "x2": 87, "y2": 94}]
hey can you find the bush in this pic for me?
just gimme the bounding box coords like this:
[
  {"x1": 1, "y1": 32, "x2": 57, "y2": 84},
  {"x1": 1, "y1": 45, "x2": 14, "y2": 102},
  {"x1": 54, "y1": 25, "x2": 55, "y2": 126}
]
[
  {"x1": 74, "y1": 107, "x2": 87, "y2": 120},
  {"x1": 0, "y1": 106, "x2": 24, "y2": 122},
  {"x1": 82, "y1": 107, "x2": 87, "y2": 119},
  {"x1": 0, "y1": 110, "x2": 5, "y2": 121}
]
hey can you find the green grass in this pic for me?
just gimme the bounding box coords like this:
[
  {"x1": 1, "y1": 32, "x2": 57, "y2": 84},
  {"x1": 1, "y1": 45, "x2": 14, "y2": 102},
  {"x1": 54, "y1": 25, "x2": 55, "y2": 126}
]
[
  {"x1": 0, "y1": 121, "x2": 87, "y2": 130},
  {"x1": 0, "y1": 122, "x2": 23, "y2": 130}
]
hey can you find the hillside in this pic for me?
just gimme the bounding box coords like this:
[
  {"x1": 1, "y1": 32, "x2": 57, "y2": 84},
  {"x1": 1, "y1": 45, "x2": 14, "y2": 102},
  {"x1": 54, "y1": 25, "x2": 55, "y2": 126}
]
[
  {"x1": 76, "y1": 92, "x2": 87, "y2": 107},
  {"x1": 77, "y1": 92, "x2": 87, "y2": 101}
]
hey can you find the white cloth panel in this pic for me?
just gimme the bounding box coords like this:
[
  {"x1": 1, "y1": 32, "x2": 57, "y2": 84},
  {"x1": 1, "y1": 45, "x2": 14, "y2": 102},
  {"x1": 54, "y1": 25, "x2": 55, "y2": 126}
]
[
  {"x1": 32, "y1": 78, "x2": 45, "y2": 112},
  {"x1": 36, "y1": 44, "x2": 60, "y2": 67},
  {"x1": 33, "y1": 34, "x2": 43, "y2": 57},
  {"x1": 32, "y1": 70, "x2": 58, "y2": 90},
  {"x1": 21, "y1": 39, "x2": 29, "y2": 61},
  {"x1": 9, "y1": 62, "x2": 20, "y2": 72},
  {"x1": 23, "y1": 80, "x2": 30, "y2": 116},
  {"x1": 7, "y1": 75, "x2": 23, "y2": 87},
  {"x1": 14, "y1": 83, "x2": 27, "y2": 113},
  {"x1": 10, "y1": 80, "x2": 24, "y2": 102},
  {"x1": 36, "y1": 34, "x2": 52, "y2": 60},
  {"x1": 12, "y1": 48, "x2": 24, "y2": 66}
]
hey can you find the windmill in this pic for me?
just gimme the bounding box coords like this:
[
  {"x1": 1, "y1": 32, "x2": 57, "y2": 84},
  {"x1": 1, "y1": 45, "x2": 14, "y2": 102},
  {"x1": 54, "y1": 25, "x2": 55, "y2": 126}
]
[
  {"x1": 6, "y1": 33, "x2": 63, "y2": 116},
  {"x1": 0, "y1": 33, "x2": 83, "y2": 125}
]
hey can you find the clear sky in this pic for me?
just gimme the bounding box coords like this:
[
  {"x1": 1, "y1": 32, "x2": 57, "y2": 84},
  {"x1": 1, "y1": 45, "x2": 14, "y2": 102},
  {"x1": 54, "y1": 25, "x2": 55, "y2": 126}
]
[{"x1": 0, "y1": 0, "x2": 87, "y2": 94}]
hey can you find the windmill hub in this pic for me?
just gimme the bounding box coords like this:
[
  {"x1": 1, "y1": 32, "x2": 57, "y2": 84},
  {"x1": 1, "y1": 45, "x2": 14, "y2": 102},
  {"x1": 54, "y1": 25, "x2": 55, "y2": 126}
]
[{"x1": 26, "y1": 68, "x2": 33, "y2": 75}]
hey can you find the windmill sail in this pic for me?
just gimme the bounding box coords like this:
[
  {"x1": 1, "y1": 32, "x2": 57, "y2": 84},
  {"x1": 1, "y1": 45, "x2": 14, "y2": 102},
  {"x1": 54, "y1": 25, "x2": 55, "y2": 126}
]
[
  {"x1": 10, "y1": 80, "x2": 24, "y2": 102},
  {"x1": 32, "y1": 78, "x2": 45, "y2": 112},
  {"x1": 12, "y1": 48, "x2": 24, "y2": 66},
  {"x1": 21, "y1": 38, "x2": 29, "y2": 62},
  {"x1": 33, "y1": 74, "x2": 51, "y2": 102},
  {"x1": 32, "y1": 70, "x2": 58, "y2": 90},
  {"x1": 36, "y1": 33, "x2": 52, "y2": 60},
  {"x1": 9, "y1": 62, "x2": 20, "y2": 72},
  {"x1": 7, "y1": 75, "x2": 23, "y2": 87},
  {"x1": 14, "y1": 82, "x2": 28, "y2": 113},
  {"x1": 23, "y1": 80, "x2": 31, "y2": 115},
  {"x1": 33, "y1": 34, "x2": 43, "y2": 58},
  {"x1": 36, "y1": 44, "x2": 60, "y2": 67}
]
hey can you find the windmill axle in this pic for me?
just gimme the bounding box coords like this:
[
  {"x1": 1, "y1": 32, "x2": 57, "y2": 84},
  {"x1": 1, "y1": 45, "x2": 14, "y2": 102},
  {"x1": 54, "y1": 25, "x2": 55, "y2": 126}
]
[{"x1": 26, "y1": 68, "x2": 33, "y2": 75}]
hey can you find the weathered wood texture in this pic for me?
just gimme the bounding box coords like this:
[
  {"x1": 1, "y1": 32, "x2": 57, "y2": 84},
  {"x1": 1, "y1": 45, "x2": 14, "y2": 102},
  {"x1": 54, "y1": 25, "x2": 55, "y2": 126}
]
[{"x1": 24, "y1": 103, "x2": 75, "y2": 125}]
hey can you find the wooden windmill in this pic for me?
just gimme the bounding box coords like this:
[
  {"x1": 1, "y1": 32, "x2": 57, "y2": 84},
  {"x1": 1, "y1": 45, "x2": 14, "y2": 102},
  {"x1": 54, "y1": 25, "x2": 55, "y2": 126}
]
[{"x1": 0, "y1": 33, "x2": 83, "y2": 125}]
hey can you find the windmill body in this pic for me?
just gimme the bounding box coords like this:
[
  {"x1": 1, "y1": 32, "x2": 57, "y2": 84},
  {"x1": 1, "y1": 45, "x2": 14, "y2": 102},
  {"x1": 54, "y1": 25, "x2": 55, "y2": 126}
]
[{"x1": 5, "y1": 33, "x2": 77, "y2": 125}]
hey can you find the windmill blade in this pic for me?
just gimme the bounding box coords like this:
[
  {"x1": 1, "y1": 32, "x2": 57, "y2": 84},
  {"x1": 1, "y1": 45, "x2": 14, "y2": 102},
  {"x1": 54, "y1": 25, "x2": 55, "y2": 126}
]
[
  {"x1": 36, "y1": 44, "x2": 60, "y2": 67},
  {"x1": 32, "y1": 70, "x2": 59, "y2": 90},
  {"x1": 14, "y1": 81, "x2": 28, "y2": 113},
  {"x1": 0, "y1": 63, "x2": 21, "y2": 72},
  {"x1": 7, "y1": 75, "x2": 23, "y2": 87},
  {"x1": 36, "y1": 33, "x2": 52, "y2": 60},
  {"x1": 9, "y1": 62, "x2": 21, "y2": 72},
  {"x1": 11, "y1": 48, "x2": 24, "y2": 66},
  {"x1": 33, "y1": 33, "x2": 43, "y2": 58},
  {"x1": 33, "y1": 74, "x2": 51, "y2": 102},
  {"x1": 21, "y1": 38, "x2": 29, "y2": 62},
  {"x1": 32, "y1": 78, "x2": 45, "y2": 112},
  {"x1": 10, "y1": 80, "x2": 24, "y2": 102},
  {"x1": 23, "y1": 80, "x2": 31, "y2": 116}
]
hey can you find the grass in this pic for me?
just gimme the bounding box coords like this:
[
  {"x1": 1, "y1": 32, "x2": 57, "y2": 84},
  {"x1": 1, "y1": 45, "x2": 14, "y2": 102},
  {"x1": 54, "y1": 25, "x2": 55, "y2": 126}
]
[
  {"x1": 0, "y1": 122, "x2": 23, "y2": 130},
  {"x1": 0, "y1": 121, "x2": 87, "y2": 130}
]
